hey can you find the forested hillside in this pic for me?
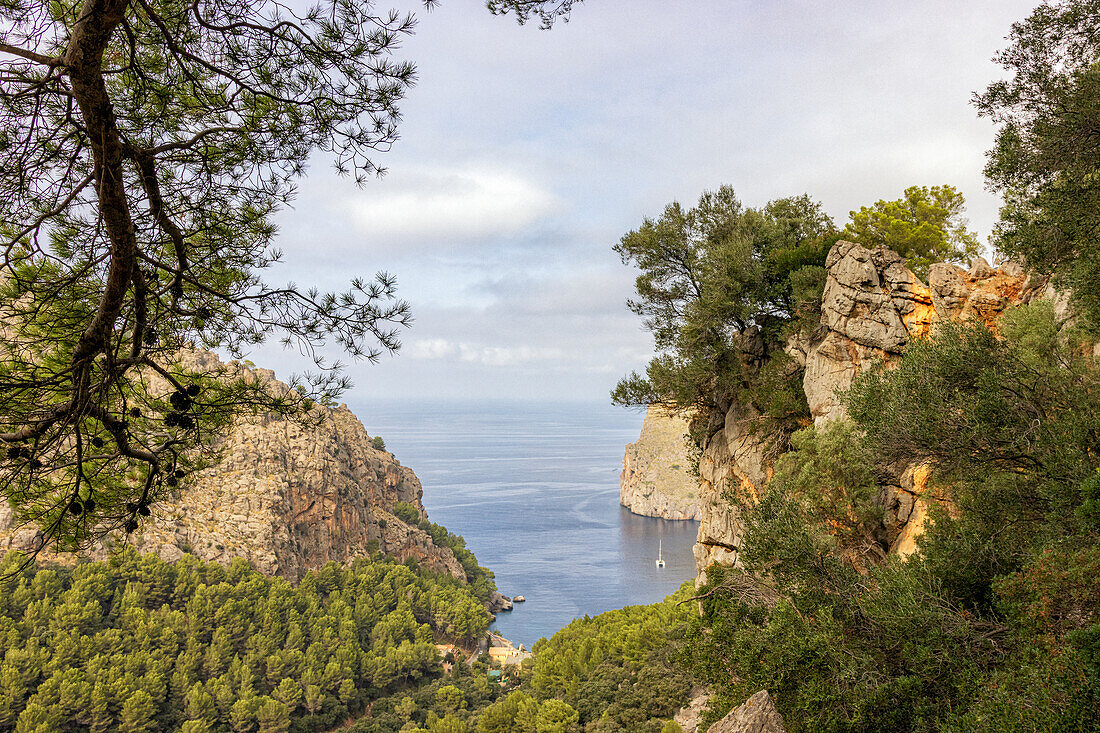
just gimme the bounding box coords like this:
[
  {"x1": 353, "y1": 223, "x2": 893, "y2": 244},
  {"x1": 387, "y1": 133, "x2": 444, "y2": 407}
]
[
  {"x1": 0, "y1": 549, "x2": 492, "y2": 733},
  {"x1": 0, "y1": 545, "x2": 699, "y2": 732}
]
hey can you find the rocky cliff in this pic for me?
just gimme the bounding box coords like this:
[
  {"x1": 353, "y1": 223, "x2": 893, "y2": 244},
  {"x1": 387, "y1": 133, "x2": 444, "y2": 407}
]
[
  {"x1": 620, "y1": 406, "x2": 701, "y2": 520},
  {"x1": 693, "y1": 242, "x2": 1036, "y2": 579},
  {"x1": 0, "y1": 351, "x2": 466, "y2": 582}
]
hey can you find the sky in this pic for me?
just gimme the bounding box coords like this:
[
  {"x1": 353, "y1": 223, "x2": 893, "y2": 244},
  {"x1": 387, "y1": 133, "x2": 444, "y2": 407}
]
[{"x1": 251, "y1": 0, "x2": 1040, "y2": 403}]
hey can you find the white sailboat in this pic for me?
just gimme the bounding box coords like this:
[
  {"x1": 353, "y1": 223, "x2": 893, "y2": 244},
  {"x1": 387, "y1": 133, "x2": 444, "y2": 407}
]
[{"x1": 655, "y1": 539, "x2": 665, "y2": 568}]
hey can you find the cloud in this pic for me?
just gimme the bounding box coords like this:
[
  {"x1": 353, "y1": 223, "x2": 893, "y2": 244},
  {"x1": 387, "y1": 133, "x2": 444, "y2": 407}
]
[
  {"x1": 343, "y1": 164, "x2": 559, "y2": 244},
  {"x1": 259, "y1": 0, "x2": 1040, "y2": 401},
  {"x1": 402, "y1": 338, "x2": 458, "y2": 360},
  {"x1": 474, "y1": 267, "x2": 636, "y2": 318},
  {"x1": 403, "y1": 337, "x2": 564, "y2": 367}
]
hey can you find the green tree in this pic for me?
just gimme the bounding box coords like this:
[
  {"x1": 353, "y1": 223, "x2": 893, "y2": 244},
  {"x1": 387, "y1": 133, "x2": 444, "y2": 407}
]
[
  {"x1": 847, "y1": 301, "x2": 1100, "y2": 545},
  {"x1": 392, "y1": 502, "x2": 422, "y2": 525},
  {"x1": 87, "y1": 681, "x2": 114, "y2": 733},
  {"x1": 525, "y1": 585, "x2": 694, "y2": 729},
  {"x1": 15, "y1": 700, "x2": 63, "y2": 733},
  {"x1": 848, "y1": 301, "x2": 1100, "y2": 609},
  {"x1": 181, "y1": 721, "x2": 213, "y2": 733},
  {"x1": 428, "y1": 714, "x2": 470, "y2": 733},
  {"x1": 476, "y1": 691, "x2": 539, "y2": 733},
  {"x1": 254, "y1": 696, "x2": 291, "y2": 733},
  {"x1": 436, "y1": 685, "x2": 467, "y2": 713},
  {"x1": 0, "y1": 0, "x2": 419, "y2": 549},
  {"x1": 767, "y1": 421, "x2": 884, "y2": 563},
  {"x1": 976, "y1": 0, "x2": 1100, "y2": 327},
  {"x1": 118, "y1": 688, "x2": 157, "y2": 733},
  {"x1": 842, "y1": 184, "x2": 980, "y2": 278},
  {"x1": 185, "y1": 684, "x2": 218, "y2": 727},
  {"x1": 534, "y1": 700, "x2": 579, "y2": 733},
  {"x1": 612, "y1": 186, "x2": 834, "y2": 433}
]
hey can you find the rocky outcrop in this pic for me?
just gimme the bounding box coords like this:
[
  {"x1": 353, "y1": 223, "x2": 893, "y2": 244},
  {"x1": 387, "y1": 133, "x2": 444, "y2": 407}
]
[
  {"x1": 0, "y1": 351, "x2": 465, "y2": 582},
  {"x1": 620, "y1": 406, "x2": 701, "y2": 520},
  {"x1": 487, "y1": 591, "x2": 514, "y2": 614},
  {"x1": 798, "y1": 245, "x2": 1027, "y2": 427},
  {"x1": 708, "y1": 690, "x2": 786, "y2": 733},
  {"x1": 692, "y1": 242, "x2": 1032, "y2": 579}
]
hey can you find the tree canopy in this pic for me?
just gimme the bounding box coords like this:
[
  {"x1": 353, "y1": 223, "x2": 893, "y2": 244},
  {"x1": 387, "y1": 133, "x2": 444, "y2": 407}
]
[
  {"x1": 841, "y1": 184, "x2": 981, "y2": 278},
  {"x1": 611, "y1": 185, "x2": 835, "y2": 429},
  {"x1": 0, "y1": 548, "x2": 493, "y2": 732},
  {"x1": 977, "y1": 0, "x2": 1100, "y2": 326}
]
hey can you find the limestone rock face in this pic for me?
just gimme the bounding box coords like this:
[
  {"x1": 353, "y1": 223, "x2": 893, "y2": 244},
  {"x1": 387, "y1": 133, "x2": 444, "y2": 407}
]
[
  {"x1": 707, "y1": 690, "x2": 786, "y2": 733},
  {"x1": 620, "y1": 406, "x2": 700, "y2": 521},
  {"x1": 820, "y1": 240, "x2": 909, "y2": 354},
  {"x1": 800, "y1": 242, "x2": 1027, "y2": 428},
  {"x1": 805, "y1": 242, "x2": 937, "y2": 426},
  {"x1": 693, "y1": 402, "x2": 770, "y2": 582},
  {"x1": 886, "y1": 464, "x2": 933, "y2": 559},
  {"x1": 0, "y1": 352, "x2": 465, "y2": 582},
  {"x1": 928, "y1": 262, "x2": 972, "y2": 319},
  {"x1": 691, "y1": 242, "x2": 1030, "y2": 579}
]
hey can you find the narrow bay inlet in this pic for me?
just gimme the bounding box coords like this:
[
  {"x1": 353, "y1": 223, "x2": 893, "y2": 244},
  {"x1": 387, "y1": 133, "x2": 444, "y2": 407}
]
[{"x1": 354, "y1": 399, "x2": 700, "y2": 647}]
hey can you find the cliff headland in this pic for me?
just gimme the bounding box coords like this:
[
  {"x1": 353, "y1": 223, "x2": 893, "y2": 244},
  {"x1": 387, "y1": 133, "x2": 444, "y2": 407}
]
[
  {"x1": 0, "y1": 350, "x2": 466, "y2": 582},
  {"x1": 619, "y1": 405, "x2": 701, "y2": 520}
]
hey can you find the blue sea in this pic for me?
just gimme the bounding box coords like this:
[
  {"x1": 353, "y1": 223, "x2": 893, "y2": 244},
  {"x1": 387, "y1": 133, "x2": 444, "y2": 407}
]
[{"x1": 347, "y1": 399, "x2": 700, "y2": 648}]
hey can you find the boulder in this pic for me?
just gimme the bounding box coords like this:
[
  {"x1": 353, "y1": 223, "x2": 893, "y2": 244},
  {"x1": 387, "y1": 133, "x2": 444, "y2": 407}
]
[
  {"x1": 969, "y1": 256, "x2": 996, "y2": 279},
  {"x1": 708, "y1": 690, "x2": 786, "y2": 733},
  {"x1": 487, "y1": 591, "x2": 513, "y2": 613}
]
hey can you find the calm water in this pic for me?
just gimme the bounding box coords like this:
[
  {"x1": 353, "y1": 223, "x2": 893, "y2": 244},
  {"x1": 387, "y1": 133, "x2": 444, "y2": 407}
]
[{"x1": 347, "y1": 399, "x2": 699, "y2": 647}]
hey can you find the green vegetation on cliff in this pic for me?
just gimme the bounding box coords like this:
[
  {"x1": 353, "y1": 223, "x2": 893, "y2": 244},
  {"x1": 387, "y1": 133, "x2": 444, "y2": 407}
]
[
  {"x1": 604, "y1": 4, "x2": 1100, "y2": 730},
  {"x1": 610, "y1": 182, "x2": 983, "y2": 444},
  {"x1": 393, "y1": 502, "x2": 498, "y2": 603},
  {"x1": 610, "y1": 186, "x2": 836, "y2": 436},
  {"x1": 685, "y1": 302, "x2": 1100, "y2": 732}
]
